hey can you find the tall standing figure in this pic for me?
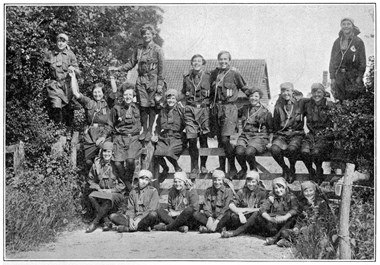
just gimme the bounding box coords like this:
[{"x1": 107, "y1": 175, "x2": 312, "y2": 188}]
[
  {"x1": 181, "y1": 54, "x2": 212, "y2": 176},
  {"x1": 111, "y1": 24, "x2": 165, "y2": 142},
  {"x1": 43, "y1": 33, "x2": 80, "y2": 128},
  {"x1": 210, "y1": 51, "x2": 248, "y2": 176},
  {"x1": 329, "y1": 17, "x2": 366, "y2": 101}
]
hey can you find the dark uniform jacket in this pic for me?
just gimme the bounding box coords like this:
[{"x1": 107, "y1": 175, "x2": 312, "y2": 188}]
[
  {"x1": 111, "y1": 102, "x2": 142, "y2": 136},
  {"x1": 182, "y1": 70, "x2": 212, "y2": 106},
  {"x1": 203, "y1": 185, "x2": 234, "y2": 220},
  {"x1": 210, "y1": 67, "x2": 248, "y2": 104},
  {"x1": 156, "y1": 103, "x2": 185, "y2": 137},
  {"x1": 329, "y1": 34, "x2": 366, "y2": 80},
  {"x1": 241, "y1": 104, "x2": 273, "y2": 135},
  {"x1": 121, "y1": 42, "x2": 164, "y2": 87},
  {"x1": 88, "y1": 157, "x2": 125, "y2": 193},
  {"x1": 273, "y1": 97, "x2": 306, "y2": 134},
  {"x1": 259, "y1": 191, "x2": 299, "y2": 217},
  {"x1": 44, "y1": 47, "x2": 79, "y2": 81},
  {"x1": 167, "y1": 187, "x2": 199, "y2": 212},
  {"x1": 232, "y1": 185, "x2": 268, "y2": 209},
  {"x1": 304, "y1": 98, "x2": 332, "y2": 135},
  {"x1": 125, "y1": 185, "x2": 159, "y2": 220}
]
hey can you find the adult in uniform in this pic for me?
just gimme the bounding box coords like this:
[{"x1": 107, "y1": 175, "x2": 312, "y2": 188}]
[
  {"x1": 235, "y1": 88, "x2": 273, "y2": 179},
  {"x1": 111, "y1": 84, "x2": 142, "y2": 190},
  {"x1": 152, "y1": 89, "x2": 186, "y2": 182},
  {"x1": 110, "y1": 24, "x2": 164, "y2": 142},
  {"x1": 181, "y1": 54, "x2": 211, "y2": 176},
  {"x1": 210, "y1": 51, "x2": 249, "y2": 176},
  {"x1": 86, "y1": 142, "x2": 125, "y2": 233},
  {"x1": 43, "y1": 33, "x2": 80, "y2": 127},
  {"x1": 329, "y1": 17, "x2": 366, "y2": 101},
  {"x1": 109, "y1": 170, "x2": 160, "y2": 232}
]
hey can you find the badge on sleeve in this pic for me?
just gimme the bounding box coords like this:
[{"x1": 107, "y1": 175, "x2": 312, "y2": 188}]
[
  {"x1": 183, "y1": 198, "x2": 188, "y2": 205},
  {"x1": 350, "y1": 46, "x2": 356, "y2": 52}
]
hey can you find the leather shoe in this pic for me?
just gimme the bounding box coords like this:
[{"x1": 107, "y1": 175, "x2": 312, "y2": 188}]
[
  {"x1": 178, "y1": 226, "x2": 188, "y2": 233},
  {"x1": 102, "y1": 222, "x2": 112, "y2": 232},
  {"x1": 199, "y1": 226, "x2": 209, "y2": 233},
  {"x1": 221, "y1": 231, "x2": 234, "y2": 238},
  {"x1": 85, "y1": 223, "x2": 98, "y2": 233},
  {"x1": 265, "y1": 237, "x2": 277, "y2": 245},
  {"x1": 116, "y1": 225, "x2": 130, "y2": 233}
]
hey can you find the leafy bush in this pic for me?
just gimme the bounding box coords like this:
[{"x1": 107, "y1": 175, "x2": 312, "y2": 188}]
[{"x1": 6, "y1": 150, "x2": 86, "y2": 253}]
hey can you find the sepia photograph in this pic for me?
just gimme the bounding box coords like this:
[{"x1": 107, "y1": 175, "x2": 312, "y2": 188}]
[{"x1": 3, "y1": 2, "x2": 375, "y2": 262}]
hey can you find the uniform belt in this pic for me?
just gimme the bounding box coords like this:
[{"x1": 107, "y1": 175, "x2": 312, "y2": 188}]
[
  {"x1": 160, "y1": 130, "x2": 181, "y2": 137},
  {"x1": 90, "y1": 123, "x2": 105, "y2": 128},
  {"x1": 189, "y1": 102, "x2": 208, "y2": 108},
  {"x1": 119, "y1": 132, "x2": 140, "y2": 137},
  {"x1": 216, "y1": 101, "x2": 233, "y2": 105}
]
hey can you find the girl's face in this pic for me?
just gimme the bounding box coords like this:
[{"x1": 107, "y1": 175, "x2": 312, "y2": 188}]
[
  {"x1": 93, "y1": 87, "x2": 104, "y2": 101},
  {"x1": 141, "y1": 30, "x2": 154, "y2": 44},
  {"x1": 191, "y1": 57, "x2": 204, "y2": 71},
  {"x1": 249, "y1": 92, "x2": 261, "y2": 106},
  {"x1": 174, "y1": 178, "x2": 185, "y2": 191},
  {"x1": 57, "y1": 38, "x2": 67, "y2": 50},
  {"x1": 123, "y1": 89, "x2": 134, "y2": 104},
  {"x1": 312, "y1": 89, "x2": 325, "y2": 102},
  {"x1": 213, "y1": 177, "x2": 224, "y2": 189},
  {"x1": 274, "y1": 184, "x2": 286, "y2": 197},
  {"x1": 166, "y1": 95, "x2": 177, "y2": 107},
  {"x1": 218, "y1": 53, "x2": 231, "y2": 69},
  {"x1": 138, "y1": 176, "x2": 150, "y2": 189},
  {"x1": 341, "y1": 20, "x2": 354, "y2": 35},
  {"x1": 102, "y1": 149, "x2": 112, "y2": 161},
  {"x1": 246, "y1": 179, "x2": 258, "y2": 191},
  {"x1": 281, "y1": 88, "x2": 293, "y2": 101},
  {"x1": 303, "y1": 187, "x2": 315, "y2": 199}
]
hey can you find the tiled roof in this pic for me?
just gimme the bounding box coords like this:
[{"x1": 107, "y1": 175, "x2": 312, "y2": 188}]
[{"x1": 127, "y1": 59, "x2": 271, "y2": 104}]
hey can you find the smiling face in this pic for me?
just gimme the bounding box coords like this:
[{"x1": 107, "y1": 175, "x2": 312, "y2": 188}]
[
  {"x1": 102, "y1": 149, "x2": 112, "y2": 161},
  {"x1": 249, "y1": 92, "x2": 261, "y2": 106},
  {"x1": 218, "y1": 53, "x2": 231, "y2": 69},
  {"x1": 213, "y1": 177, "x2": 224, "y2": 190},
  {"x1": 341, "y1": 20, "x2": 354, "y2": 35},
  {"x1": 138, "y1": 176, "x2": 150, "y2": 189},
  {"x1": 191, "y1": 56, "x2": 204, "y2": 71},
  {"x1": 312, "y1": 89, "x2": 325, "y2": 102},
  {"x1": 281, "y1": 88, "x2": 293, "y2": 101},
  {"x1": 166, "y1": 94, "x2": 177, "y2": 107},
  {"x1": 246, "y1": 179, "x2": 258, "y2": 191},
  {"x1": 123, "y1": 89, "x2": 134, "y2": 104},
  {"x1": 274, "y1": 183, "x2": 286, "y2": 197},
  {"x1": 174, "y1": 178, "x2": 186, "y2": 191},
  {"x1": 57, "y1": 38, "x2": 67, "y2": 50},
  {"x1": 141, "y1": 30, "x2": 154, "y2": 44},
  {"x1": 303, "y1": 187, "x2": 315, "y2": 199},
  {"x1": 93, "y1": 86, "x2": 104, "y2": 101}
]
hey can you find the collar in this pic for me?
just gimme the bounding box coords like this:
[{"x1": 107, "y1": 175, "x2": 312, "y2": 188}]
[
  {"x1": 142, "y1": 41, "x2": 155, "y2": 49},
  {"x1": 54, "y1": 47, "x2": 68, "y2": 55},
  {"x1": 191, "y1": 69, "x2": 203, "y2": 78},
  {"x1": 213, "y1": 184, "x2": 226, "y2": 193},
  {"x1": 100, "y1": 158, "x2": 111, "y2": 167}
]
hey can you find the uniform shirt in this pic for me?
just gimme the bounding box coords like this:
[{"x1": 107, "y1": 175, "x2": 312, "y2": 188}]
[
  {"x1": 241, "y1": 104, "x2": 273, "y2": 134},
  {"x1": 273, "y1": 97, "x2": 306, "y2": 133},
  {"x1": 156, "y1": 103, "x2": 185, "y2": 134},
  {"x1": 182, "y1": 70, "x2": 212, "y2": 105},
  {"x1": 125, "y1": 185, "x2": 160, "y2": 220},
  {"x1": 210, "y1": 67, "x2": 248, "y2": 103},
  {"x1": 329, "y1": 34, "x2": 366, "y2": 79},
  {"x1": 259, "y1": 191, "x2": 299, "y2": 217},
  {"x1": 167, "y1": 187, "x2": 199, "y2": 212},
  {"x1": 203, "y1": 185, "x2": 234, "y2": 220},
  {"x1": 111, "y1": 102, "x2": 142, "y2": 135},
  {"x1": 43, "y1": 47, "x2": 79, "y2": 81},
  {"x1": 88, "y1": 157, "x2": 125, "y2": 193},
  {"x1": 296, "y1": 195, "x2": 331, "y2": 229},
  {"x1": 120, "y1": 42, "x2": 164, "y2": 86},
  {"x1": 232, "y1": 185, "x2": 268, "y2": 209},
  {"x1": 77, "y1": 95, "x2": 113, "y2": 137},
  {"x1": 304, "y1": 98, "x2": 332, "y2": 135}
]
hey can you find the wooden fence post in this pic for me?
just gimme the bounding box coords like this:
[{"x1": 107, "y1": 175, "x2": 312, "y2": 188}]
[
  {"x1": 339, "y1": 163, "x2": 355, "y2": 259},
  {"x1": 6, "y1": 141, "x2": 25, "y2": 173},
  {"x1": 71, "y1": 132, "x2": 79, "y2": 169}
]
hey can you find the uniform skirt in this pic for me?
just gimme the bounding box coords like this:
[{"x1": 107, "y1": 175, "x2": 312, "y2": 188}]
[
  {"x1": 154, "y1": 134, "x2": 185, "y2": 160},
  {"x1": 237, "y1": 132, "x2": 269, "y2": 154},
  {"x1": 89, "y1": 191, "x2": 125, "y2": 208}
]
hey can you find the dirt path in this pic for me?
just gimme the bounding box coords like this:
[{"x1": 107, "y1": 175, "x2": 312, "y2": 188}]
[{"x1": 7, "y1": 228, "x2": 294, "y2": 260}]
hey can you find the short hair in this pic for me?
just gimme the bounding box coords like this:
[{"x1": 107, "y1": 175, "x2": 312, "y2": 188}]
[
  {"x1": 93, "y1": 83, "x2": 105, "y2": 93},
  {"x1": 121, "y1": 82, "x2": 135, "y2": 95},
  {"x1": 217, "y1": 51, "x2": 231, "y2": 61},
  {"x1": 140, "y1": 24, "x2": 157, "y2": 35},
  {"x1": 246, "y1": 88, "x2": 263, "y2": 98},
  {"x1": 191, "y1": 54, "x2": 206, "y2": 65}
]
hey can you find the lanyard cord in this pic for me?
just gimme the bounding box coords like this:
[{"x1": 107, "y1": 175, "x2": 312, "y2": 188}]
[
  {"x1": 336, "y1": 37, "x2": 354, "y2": 75},
  {"x1": 190, "y1": 71, "x2": 204, "y2": 102},
  {"x1": 212, "y1": 68, "x2": 231, "y2": 106},
  {"x1": 279, "y1": 104, "x2": 294, "y2": 132},
  {"x1": 244, "y1": 104, "x2": 263, "y2": 128}
]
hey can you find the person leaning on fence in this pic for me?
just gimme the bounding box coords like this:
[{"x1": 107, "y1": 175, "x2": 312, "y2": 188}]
[
  {"x1": 301, "y1": 83, "x2": 333, "y2": 185},
  {"x1": 153, "y1": 172, "x2": 199, "y2": 233},
  {"x1": 210, "y1": 51, "x2": 249, "y2": 177},
  {"x1": 221, "y1": 170, "x2": 268, "y2": 238},
  {"x1": 43, "y1": 33, "x2": 81, "y2": 129},
  {"x1": 271, "y1": 82, "x2": 306, "y2": 184},
  {"x1": 111, "y1": 83, "x2": 142, "y2": 191},
  {"x1": 109, "y1": 24, "x2": 165, "y2": 142},
  {"x1": 151, "y1": 89, "x2": 186, "y2": 182},
  {"x1": 86, "y1": 142, "x2": 126, "y2": 233},
  {"x1": 109, "y1": 169, "x2": 159, "y2": 232},
  {"x1": 180, "y1": 54, "x2": 212, "y2": 176},
  {"x1": 193, "y1": 170, "x2": 234, "y2": 233},
  {"x1": 235, "y1": 88, "x2": 273, "y2": 179},
  {"x1": 71, "y1": 71, "x2": 115, "y2": 169},
  {"x1": 329, "y1": 17, "x2": 366, "y2": 102}
]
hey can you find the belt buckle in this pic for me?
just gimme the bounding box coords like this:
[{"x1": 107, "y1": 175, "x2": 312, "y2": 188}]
[
  {"x1": 93, "y1": 123, "x2": 98, "y2": 128},
  {"x1": 196, "y1": 104, "x2": 201, "y2": 108}
]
